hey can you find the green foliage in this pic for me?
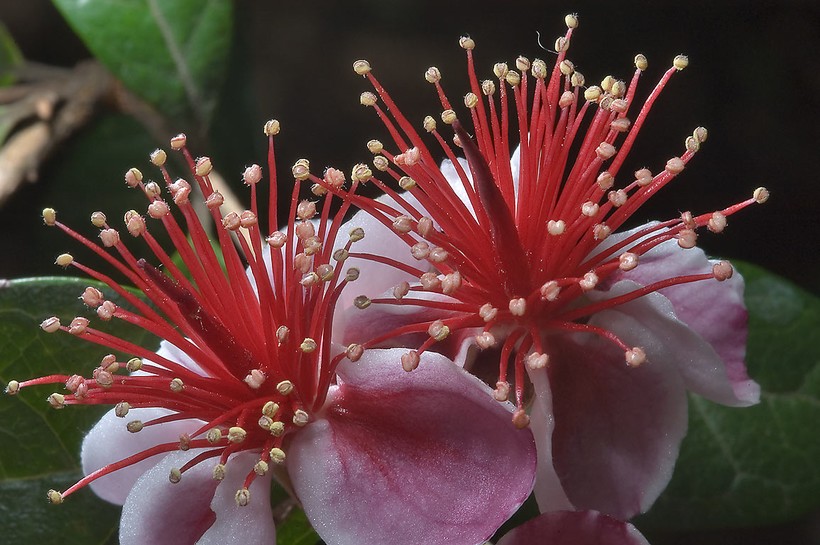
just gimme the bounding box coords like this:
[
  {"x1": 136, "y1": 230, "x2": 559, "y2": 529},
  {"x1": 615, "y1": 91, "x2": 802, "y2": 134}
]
[
  {"x1": 639, "y1": 262, "x2": 820, "y2": 530},
  {"x1": 52, "y1": 0, "x2": 234, "y2": 129},
  {"x1": 0, "y1": 277, "x2": 158, "y2": 544},
  {"x1": 0, "y1": 21, "x2": 22, "y2": 87}
]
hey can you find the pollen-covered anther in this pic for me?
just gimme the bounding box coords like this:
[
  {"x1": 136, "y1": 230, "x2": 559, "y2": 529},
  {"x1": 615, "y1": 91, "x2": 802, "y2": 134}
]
[
  {"x1": 5, "y1": 380, "x2": 20, "y2": 395},
  {"x1": 351, "y1": 163, "x2": 373, "y2": 182},
  {"x1": 40, "y1": 316, "x2": 61, "y2": 333},
  {"x1": 516, "y1": 56, "x2": 531, "y2": 71},
  {"x1": 685, "y1": 136, "x2": 700, "y2": 153},
  {"x1": 399, "y1": 176, "x2": 416, "y2": 190},
  {"x1": 227, "y1": 426, "x2": 247, "y2": 443},
  {"x1": 47, "y1": 489, "x2": 63, "y2": 505},
  {"x1": 593, "y1": 223, "x2": 611, "y2": 240},
  {"x1": 353, "y1": 59, "x2": 371, "y2": 76},
  {"x1": 169, "y1": 468, "x2": 182, "y2": 483},
  {"x1": 115, "y1": 401, "x2": 130, "y2": 417},
  {"x1": 126, "y1": 420, "x2": 144, "y2": 433},
  {"x1": 293, "y1": 409, "x2": 310, "y2": 426},
  {"x1": 170, "y1": 133, "x2": 187, "y2": 150},
  {"x1": 401, "y1": 350, "x2": 420, "y2": 372},
  {"x1": 365, "y1": 140, "x2": 383, "y2": 155},
  {"x1": 584, "y1": 85, "x2": 602, "y2": 102},
  {"x1": 206, "y1": 428, "x2": 222, "y2": 444},
  {"x1": 464, "y1": 92, "x2": 478, "y2": 109},
  {"x1": 619, "y1": 252, "x2": 639, "y2": 271},
  {"x1": 512, "y1": 409, "x2": 531, "y2": 429},
  {"x1": 126, "y1": 357, "x2": 142, "y2": 372},
  {"x1": 254, "y1": 460, "x2": 269, "y2": 476},
  {"x1": 99, "y1": 228, "x2": 120, "y2": 248},
  {"x1": 479, "y1": 303, "x2": 498, "y2": 322},
  {"x1": 625, "y1": 347, "x2": 647, "y2": 367},
  {"x1": 581, "y1": 201, "x2": 600, "y2": 217},
  {"x1": 565, "y1": 12, "x2": 579, "y2": 28},
  {"x1": 509, "y1": 298, "x2": 527, "y2": 317},
  {"x1": 235, "y1": 488, "x2": 251, "y2": 507},
  {"x1": 547, "y1": 220, "x2": 566, "y2": 235},
  {"x1": 194, "y1": 157, "x2": 213, "y2": 177},
  {"x1": 393, "y1": 281, "x2": 410, "y2": 300},
  {"x1": 212, "y1": 464, "x2": 226, "y2": 481},
  {"x1": 596, "y1": 142, "x2": 617, "y2": 160},
  {"x1": 269, "y1": 421, "x2": 285, "y2": 437},
  {"x1": 475, "y1": 331, "x2": 496, "y2": 349},
  {"x1": 150, "y1": 149, "x2": 167, "y2": 166},
  {"x1": 754, "y1": 187, "x2": 770, "y2": 204},
  {"x1": 424, "y1": 66, "x2": 442, "y2": 83},
  {"x1": 263, "y1": 119, "x2": 281, "y2": 137},
  {"x1": 373, "y1": 155, "x2": 390, "y2": 171},
  {"x1": 481, "y1": 79, "x2": 496, "y2": 96},
  {"x1": 292, "y1": 159, "x2": 311, "y2": 181},
  {"x1": 90, "y1": 211, "x2": 107, "y2": 228},
  {"x1": 276, "y1": 326, "x2": 290, "y2": 343},
  {"x1": 458, "y1": 35, "x2": 475, "y2": 50},
  {"x1": 169, "y1": 378, "x2": 184, "y2": 393},
  {"x1": 441, "y1": 271, "x2": 462, "y2": 295},
  {"x1": 676, "y1": 228, "x2": 698, "y2": 249},
  {"x1": 428, "y1": 320, "x2": 450, "y2": 341},
  {"x1": 276, "y1": 380, "x2": 294, "y2": 396},
  {"x1": 68, "y1": 317, "x2": 90, "y2": 335},
  {"x1": 707, "y1": 211, "x2": 728, "y2": 233},
  {"x1": 143, "y1": 180, "x2": 162, "y2": 198},
  {"x1": 392, "y1": 215, "x2": 414, "y2": 234},
  {"x1": 42, "y1": 207, "x2": 57, "y2": 226},
  {"x1": 360, "y1": 91, "x2": 378, "y2": 107},
  {"x1": 419, "y1": 272, "x2": 442, "y2": 291},
  {"x1": 579, "y1": 271, "x2": 599, "y2": 291},
  {"x1": 493, "y1": 381, "x2": 510, "y2": 402},
  {"x1": 411, "y1": 241, "x2": 430, "y2": 260},
  {"x1": 607, "y1": 189, "x2": 628, "y2": 208},
  {"x1": 571, "y1": 71, "x2": 585, "y2": 87},
  {"x1": 346, "y1": 343, "x2": 364, "y2": 362},
  {"x1": 124, "y1": 168, "x2": 142, "y2": 188},
  {"x1": 353, "y1": 295, "x2": 371, "y2": 309},
  {"x1": 557, "y1": 59, "x2": 573, "y2": 77},
  {"x1": 300, "y1": 338, "x2": 317, "y2": 353},
  {"x1": 54, "y1": 253, "x2": 73, "y2": 268},
  {"x1": 270, "y1": 447, "x2": 287, "y2": 464},
  {"x1": 673, "y1": 55, "x2": 689, "y2": 70},
  {"x1": 441, "y1": 109, "x2": 457, "y2": 125},
  {"x1": 634, "y1": 53, "x2": 648, "y2": 71},
  {"x1": 47, "y1": 392, "x2": 65, "y2": 409},
  {"x1": 505, "y1": 70, "x2": 521, "y2": 87},
  {"x1": 244, "y1": 369, "x2": 266, "y2": 389},
  {"x1": 526, "y1": 352, "x2": 549, "y2": 370},
  {"x1": 712, "y1": 260, "x2": 734, "y2": 281}
]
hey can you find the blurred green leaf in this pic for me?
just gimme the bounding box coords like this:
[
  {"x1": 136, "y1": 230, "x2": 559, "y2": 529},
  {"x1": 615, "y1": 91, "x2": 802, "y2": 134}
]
[
  {"x1": 276, "y1": 506, "x2": 321, "y2": 545},
  {"x1": 0, "y1": 21, "x2": 23, "y2": 87},
  {"x1": 0, "y1": 277, "x2": 159, "y2": 544},
  {"x1": 639, "y1": 262, "x2": 820, "y2": 530},
  {"x1": 52, "y1": 0, "x2": 234, "y2": 128}
]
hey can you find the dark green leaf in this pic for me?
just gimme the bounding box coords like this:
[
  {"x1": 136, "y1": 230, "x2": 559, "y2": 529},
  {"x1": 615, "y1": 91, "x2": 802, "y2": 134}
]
[
  {"x1": 52, "y1": 0, "x2": 234, "y2": 128},
  {"x1": 0, "y1": 21, "x2": 23, "y2": 87},
  {"x1": 0, "y1": 277, "x2": 159, "y2": 544},
  {"x1": 276, "y1": 506, "x2": 321, "y2": 545},
  {"x1": 638, "y1": 262, "x2": 820, "y2": 531}
]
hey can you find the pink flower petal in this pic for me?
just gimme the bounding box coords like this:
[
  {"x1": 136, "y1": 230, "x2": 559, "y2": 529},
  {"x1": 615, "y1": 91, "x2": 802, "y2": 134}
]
[
  {"x1": 543, "y1": 302, "x2": 689, "y2": 520},
  {"x1": 119, "y1": 451, "x2": 274, "y2": 545},
  {"x1": 81, "y1": 407, "x2": 204, "y2": 505},
  {"x1": 497, "y1": 510, "x2": 650, "y2": 545},
  {"x1": 288, "y1": 348, "x2": 536, "y2": 545}
]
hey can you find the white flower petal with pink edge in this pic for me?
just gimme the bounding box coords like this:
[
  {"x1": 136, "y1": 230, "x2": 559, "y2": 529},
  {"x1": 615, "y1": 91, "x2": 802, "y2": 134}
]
[
  {"x1": 288, "y1": 347, "x2": 536, "y2": 545},
  {"x1": 497, "y1": 510, "x2": 650, "y2": 545},
  {"x1": 119, "y1": 450, "x2": 274, "y2": 545},
  {"x1": 542, "y1": 299, "x2": 689, "y2": 520}
]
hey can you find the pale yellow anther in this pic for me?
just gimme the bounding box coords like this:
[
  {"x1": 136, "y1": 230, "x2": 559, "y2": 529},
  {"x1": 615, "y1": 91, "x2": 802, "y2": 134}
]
[
  {"x1": 348, "y1": 163, "x2": 370, "y2": 184},
  {"x1": 610, "y1": 80, "x2": 626, "y2": 98},
  {"x1": 270, "y1": 447, "x2": 287, "y2": 464},
  {"x1": 270, "y1": 421, "x2": 285, "y2": 437},
  {"x1": 565, "y1": 13, "x2": 579, "y2": 28},
  {"x1": 713, "y1": 260, "x2": 734, "y2": 281},
  {"x1": 5, "y1": 380, "x2": 20, "y2": 395},
  {"x1": 634, "y1": 54, "x2": 648, "y2": 71},
  {"x1": 206, "y1": 428, "x2": 222, "y2": 444},
  {"x1": 114, "y1": 401, "x2": 130, "y2": 417},
  {"x1": 125, "y1": 167, "x2": 143, "y2": 187},
  {"x1": 481, "y1": 79, "x2": 496, "y2": 96},
  {"x1": 293, "y1": 409, "x2": 309, "y2": 426},
  {"x1": 235, "y1": 488, "x2": 250, "y2": 507},
  {"x1": 505, "y1": 70, "x2": 521, "y2": 87},
  {"x1": 558, "y1": 59, "x2": 574, "y2": 76},
  {"x1": 584, "y1": 86, "x2": 602, "y2": 102},
  {"x1": 554, "y1": 36, "x2": 569, "y2": 52},
  {"x1": 47, "y1": 489, "x2": 63, "y2": 504},
  {"x1": 300, "y1": 338, "x2": 317, "y2": 353},
  {"x1": 424, "y1": 66, "x2": 442, "y2": 83},
  {"x1": 353, "y1": 59, "x2": 371, "y2": 76},
  {"x1": 127, "y1": 420, "x2": 144, "y2": 433},
  {"x1": 212, "y1": 464, "x2": 226, "y2": 481},
  {"x1": 570, "y1": 71, "x2": 585, "y2": 87},
  {"x1": 47, "y1": 392, "x2": 65, "y2": 409},
  {"x1": 419, "y1": 272, "x2": 441, "y2": 291},
  {"x1": 89, "y1": 211, "x2": 107, "y2": 228},
  {"x1": 693, "y1": 126, "x2": 708, "y2": 144},
  {"x1": 685, "y1": 136, "x2": 700, "y2": 153},
  {"x1": 360, "y1": 91, "x2": 377, "y2": 107},
  {"x1": 428, "y1": 320, "x2": 450, "y2": 341},
  {"x1": 399, "y1": 176, "x2": 416, "y2": 190},
  {"x1": 366, "y1": 139, "x2": 383, "y2": 154},
  {"x1": 276, "y1": 380, "x2": 294, "y2": 396},
  {"x1": 493, "y1": 62, "x2": 509, "y2": 79},
  {"x1": 194, "y1": 157, "x2": 213, "y2": 177},
  {"x1": 753, "y1": 187, "x2": 770, "y2": 204},
  {"x1": 170, "y1": 133, "x2": 187, "y2": 150},
  {"x1": 292, "y1": 158, "x2": 310, "y2": 181},
  {"x1": 53, "y1": 253, "x2": 74, "y2": 268},
  {"x1": 228, "y1": 426, "x2": 247, "y2": 443},
  {"x1": 169, "y1": 378, "x2": 184, "y2": 393},
  {"x1": 464, "y1": 92, "x2": 479, "y2": 109},
  {"x1": 264, "y1": 119, "x2": 281, "y2": 136},
  {"x1": 515, "y1": 56, "x2": 531, "y2": 72},
  {"x1": 441, "y1": 109, "x2": 457, "y2": 125},
  {"x1": 150, "y1": 149, "x2": 167, "y2": 166},
  {"x1": 401, "y1": 350, "x2": 420, "y2": 372},
  {"x1": 275, "y1": 326, "x2": 290, "y2": 344},
  {"x1": 169, "y1": 468, "x2": 182, "y2": 483},
  {"x1": 42, "y1": 207, "x2": 58, "y2": 226},
  {"x1": 625, "y1": 347, "x2": 647, "y2": 367},
  {"x1": 673, "y1": 55, "x2": 689, "y2": 70},
  {"x1": 459, "y1": 36, "x2": 475, "y2": 50},
  {"x1": 493, "y1": 381, "x2": 510, "y2": 402},
  {"x1": 254, "y1": 460, "x2": 269, "y2": 476},
  {"x1": 373, "y1": 155, "x2": 390, "y2": 172}
]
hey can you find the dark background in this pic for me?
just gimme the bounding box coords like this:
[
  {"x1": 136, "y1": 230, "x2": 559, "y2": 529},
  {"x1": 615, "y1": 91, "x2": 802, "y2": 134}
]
[{"x1": 1, "y1": 0, "x2": 818, "y2": 295}]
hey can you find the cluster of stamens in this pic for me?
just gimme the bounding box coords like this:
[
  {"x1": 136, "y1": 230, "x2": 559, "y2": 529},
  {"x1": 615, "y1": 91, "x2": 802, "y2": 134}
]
[
  {"x1": 327, "y1": 14, "x2": 768, "y2": 426},
  {"x1": 6, "y1": 122, "x2": 366, "y2": 505}
]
